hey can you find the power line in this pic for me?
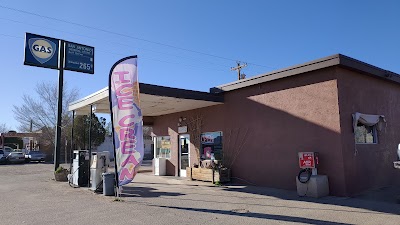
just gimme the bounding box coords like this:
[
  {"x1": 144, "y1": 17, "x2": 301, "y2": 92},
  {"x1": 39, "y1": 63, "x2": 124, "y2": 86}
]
[
  {"x1": 0, "y1": 17, "x2": 240, "y2": 69},
  {"x1": 0, "y1": 32, "x2": 228, "y2": 73},
  {"x1": 0, "y1": 4, "x2": 275, "y2": 69},
  {"x1": 0, "y1": 31, "x2": 265, "y2": 75},
  {"x1": 99, "y1": 49, "x2": 229, "y2": 72},
  {"x1": 0, "y1": 33, "x2": 23, "y2": 39}
]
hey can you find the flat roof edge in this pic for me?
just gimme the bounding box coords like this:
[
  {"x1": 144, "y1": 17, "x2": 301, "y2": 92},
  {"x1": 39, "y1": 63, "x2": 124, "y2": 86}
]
[
  {"x1": 211, "y1": 54, "x2": 400, "y2": 93},
  {"x1": 69, "y1": 83, "x2": 224, "y2": 111},
  {"x1": 139, "y1": 83, "x2": 223, "y2": 102},
  {"x1": 69, "y1": 86, "x2": 108, "y2": 106},
  {"x1": 212, "y1": 54, "x2": 341, "y2": 93},
  {"x1": 338, "y1": 54, "x2": 400, "y2": 83}
]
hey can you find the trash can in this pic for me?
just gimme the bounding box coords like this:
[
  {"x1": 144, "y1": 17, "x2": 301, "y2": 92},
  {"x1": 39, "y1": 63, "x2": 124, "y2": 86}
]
[{"x1": 102, "y1": 172, "x2": 115, "y2": 196}]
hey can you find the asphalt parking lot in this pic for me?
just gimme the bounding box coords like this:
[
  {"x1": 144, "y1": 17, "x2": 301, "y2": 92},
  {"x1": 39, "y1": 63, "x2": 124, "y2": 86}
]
[{"x1": 1, "y1": 163, "x2": 400, "y2": 225}]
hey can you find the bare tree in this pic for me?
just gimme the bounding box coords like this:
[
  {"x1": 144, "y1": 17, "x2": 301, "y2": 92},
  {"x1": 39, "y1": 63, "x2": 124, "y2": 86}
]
[
  {"x1": 0, "y1": 123, "x2": 11, "y2": 133},
  {"x1": 13, "y1": 81, "x2": 79, "y2": 146}
]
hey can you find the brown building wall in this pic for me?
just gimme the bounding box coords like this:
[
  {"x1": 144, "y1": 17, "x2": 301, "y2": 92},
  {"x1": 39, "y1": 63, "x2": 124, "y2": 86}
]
[
  {"x1": 221, "y1": 67, "x2": 346, "y2": 196},
  {"x1": 152, "y1": 67, "x2": 349, "y2": 195},
  {"x1": 336, "y1": 67, "x2": 400, "y2": 195}
]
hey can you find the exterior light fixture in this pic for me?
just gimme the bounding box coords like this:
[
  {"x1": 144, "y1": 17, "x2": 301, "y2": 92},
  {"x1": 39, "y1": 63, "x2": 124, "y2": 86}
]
[{"x1": 92, "y1": 105, "x2": 97, "y2": 113}]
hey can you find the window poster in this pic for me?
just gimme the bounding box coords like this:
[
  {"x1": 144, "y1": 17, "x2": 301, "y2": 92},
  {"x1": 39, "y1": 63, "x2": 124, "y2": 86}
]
[{"x1": 200, "y1": 132, "x2": 222, "y2": 160}]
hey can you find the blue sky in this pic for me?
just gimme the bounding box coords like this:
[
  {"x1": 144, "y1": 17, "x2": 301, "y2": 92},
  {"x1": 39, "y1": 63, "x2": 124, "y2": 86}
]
[{"x1": 0, "y1": 0, "x2": 399, "y2": 130}]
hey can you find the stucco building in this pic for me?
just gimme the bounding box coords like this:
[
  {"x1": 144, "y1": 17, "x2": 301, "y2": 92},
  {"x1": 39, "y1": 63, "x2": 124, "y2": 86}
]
[{"x1": 69, "y1": 54, "x2": 400, "y2": 196}]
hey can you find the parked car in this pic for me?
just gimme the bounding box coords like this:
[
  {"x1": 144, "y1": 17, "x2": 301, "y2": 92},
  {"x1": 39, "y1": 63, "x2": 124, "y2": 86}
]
[
  {"x1": 1, "y1": 146, "x2": 13, "y2": 157},
  {"x1": 0, "y1": 150, "x2": 6, "y2": 164},
  {"x1": 25, "y1": 151, "x2": 46, "y2": 163},
  {"x1": 7, "y1": 152, "x2": 25, "y2": 164}
]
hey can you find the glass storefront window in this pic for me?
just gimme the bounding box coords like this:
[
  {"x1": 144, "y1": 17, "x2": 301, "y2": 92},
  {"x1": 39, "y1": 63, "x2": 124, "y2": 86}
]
[
  {"x1": 155, "y1": 136, "x2": 171, "y2": 158},
  {"x1": 200, "y1": 132, "x2": 223, "y2": 160}
]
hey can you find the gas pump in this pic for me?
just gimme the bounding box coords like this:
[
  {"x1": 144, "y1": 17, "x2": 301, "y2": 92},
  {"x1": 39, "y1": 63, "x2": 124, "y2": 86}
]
[
  {"x1": 296, "y1": 152, "x2": 329, "y2": 198},
  {"x1": 70, "y1": 150, "x2": 89, "y2": 187},
  {"x1": 90, "y1": 152, "x2": 109, "y2": 191}
]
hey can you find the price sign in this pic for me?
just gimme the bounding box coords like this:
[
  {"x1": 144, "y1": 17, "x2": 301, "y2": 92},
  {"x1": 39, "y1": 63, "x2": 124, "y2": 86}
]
[
  {"x1": 64, "y1": 41, "x2": 94, "y2": 74},
  {"x1": 298, "y1": 152, "x2": 317, "y2": 169}
]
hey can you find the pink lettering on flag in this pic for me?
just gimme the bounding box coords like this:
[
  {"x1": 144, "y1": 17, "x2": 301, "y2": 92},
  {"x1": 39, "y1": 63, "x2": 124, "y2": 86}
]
[
  {"x1": 109, "y1": 56, "x2": 143, "y2": 186},
  {"x1": 118, "y1": 114, "x2": 136, "y2": 127}
]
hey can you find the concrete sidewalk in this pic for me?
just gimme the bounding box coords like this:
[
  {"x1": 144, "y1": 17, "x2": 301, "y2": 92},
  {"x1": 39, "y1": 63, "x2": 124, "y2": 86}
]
[{"x1": 1, "y1": 163, "x2": 400, "y2": 225}]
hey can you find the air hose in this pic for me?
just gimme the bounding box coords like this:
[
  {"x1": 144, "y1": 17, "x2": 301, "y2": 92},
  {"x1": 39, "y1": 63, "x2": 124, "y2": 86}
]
[{"x1": 297, "y1": 168, "x2": 312, "y2": 183}]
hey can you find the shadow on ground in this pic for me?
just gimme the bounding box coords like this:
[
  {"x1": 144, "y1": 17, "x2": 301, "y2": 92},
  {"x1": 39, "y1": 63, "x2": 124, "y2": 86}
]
[
  {"x1": 159, "y1": 205, "x2": 352, "y2": 225},
  {"x1": 120, "y1": 186, "x2": 185, "y2": 198},
  {"x1": 132, "y1": 179, "x2": 400, "y2": 215},
  {"x1": 221, "y1": 183, "x2": 400, "y2": 215}
]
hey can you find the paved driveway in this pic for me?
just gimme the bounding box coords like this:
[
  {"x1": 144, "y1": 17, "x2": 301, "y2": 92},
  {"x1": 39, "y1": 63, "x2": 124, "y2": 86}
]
[{"x1": 1, "y1": 163, "x2": 399, "y2": 225}]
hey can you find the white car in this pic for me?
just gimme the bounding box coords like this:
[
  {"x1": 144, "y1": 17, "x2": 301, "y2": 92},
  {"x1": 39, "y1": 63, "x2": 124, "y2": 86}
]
[
  {"x1": 7, "y1": 152, "x2": 25, "y2": 164},
  {"x1": 1, "y1": 146, "x2": 13, "y2": 157}
]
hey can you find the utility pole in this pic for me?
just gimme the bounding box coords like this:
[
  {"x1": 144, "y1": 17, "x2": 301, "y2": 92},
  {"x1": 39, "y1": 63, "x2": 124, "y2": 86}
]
[{"x1": 231, "y1": 61, "x2": 247, "y2": 80}]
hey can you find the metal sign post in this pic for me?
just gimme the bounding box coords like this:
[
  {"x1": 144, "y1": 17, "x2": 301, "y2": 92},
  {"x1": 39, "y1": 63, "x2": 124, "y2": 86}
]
[
  {"x1": 54, "y1": 40, "x2": 65, "y2": 171},
  {"x1": 24, "y1": 33, "x2": 94, "y2": 172}
]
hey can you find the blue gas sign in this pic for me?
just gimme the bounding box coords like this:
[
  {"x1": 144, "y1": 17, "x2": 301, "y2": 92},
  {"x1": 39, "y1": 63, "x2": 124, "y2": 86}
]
[
  {"x1": 64, "y1": 41, "x2": 94, "y2": 74},
  {"x1": 24, "y1": 33, "x2": 59, "y2": 69}
]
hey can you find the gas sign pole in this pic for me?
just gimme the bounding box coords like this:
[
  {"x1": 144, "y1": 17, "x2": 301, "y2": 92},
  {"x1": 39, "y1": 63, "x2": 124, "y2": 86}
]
[
  {"x1": 24, "y1": 33, "x2": 94, "y2": 173},
  {"x1": 54, "y1": 40, "x2": 65, "y2": 171}
]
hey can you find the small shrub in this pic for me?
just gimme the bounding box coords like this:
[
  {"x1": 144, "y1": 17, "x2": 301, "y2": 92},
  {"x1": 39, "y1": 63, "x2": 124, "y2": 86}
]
[
  {"x1": 113, "y1": 198, "x2": 124, "y2": 202},
  {"x1": 214, "y1": 181, "x2": 222, "y2": 186},
  {"x1": 55, "y1": 166, "x2": 65, "y2": 174}
]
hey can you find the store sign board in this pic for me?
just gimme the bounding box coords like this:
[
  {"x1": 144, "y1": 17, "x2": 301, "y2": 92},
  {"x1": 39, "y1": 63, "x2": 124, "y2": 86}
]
[
  {"x1": 178, "y1": 126, "x2": 187, "y2": 134},
  {"x1": 24, "y1": 33, "x2": 59, "y2": 70},
  {"x1": 64, "y1": 41, "x2": 94, "y2": 74}
]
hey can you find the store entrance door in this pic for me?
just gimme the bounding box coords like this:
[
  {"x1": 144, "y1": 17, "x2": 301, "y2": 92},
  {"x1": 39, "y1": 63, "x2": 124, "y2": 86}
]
[{"x1": 179, "y1": 134, "x2": 190, "y2": 177}]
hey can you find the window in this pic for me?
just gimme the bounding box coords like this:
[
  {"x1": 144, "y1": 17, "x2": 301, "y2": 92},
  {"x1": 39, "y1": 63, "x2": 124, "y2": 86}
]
[
  {"x1": 353, "y1": 112, "x2": 385, "y2": 144},
  {"x1": 200, "y1": 132, "x2": 223, "y2": 160},
  {"x1": 154, "y1": 136, "x2": 171, "y2": 158},
  {"x1": 355, "y1": 123, "x2": 377, "y2": 144}
]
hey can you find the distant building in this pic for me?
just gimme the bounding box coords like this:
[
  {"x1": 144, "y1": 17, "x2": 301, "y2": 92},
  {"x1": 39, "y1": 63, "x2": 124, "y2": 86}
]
[{"x1": 0, "y1": 130, "x2": 41, "y2": 150}]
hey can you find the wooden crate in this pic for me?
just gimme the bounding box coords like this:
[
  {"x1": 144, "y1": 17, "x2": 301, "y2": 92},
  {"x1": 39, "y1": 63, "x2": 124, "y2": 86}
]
[{"x1": 187, "y1": 167, "x2": 230, "y2": 183}]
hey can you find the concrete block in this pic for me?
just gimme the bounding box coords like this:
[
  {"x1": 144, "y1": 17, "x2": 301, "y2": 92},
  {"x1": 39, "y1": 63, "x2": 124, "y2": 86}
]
[
  {"x1": 154, "y1": 158, "x2": 166, "y2": 176},
  {"x1": 296, "y1": 175, "x2": 329, "y2": 198}
]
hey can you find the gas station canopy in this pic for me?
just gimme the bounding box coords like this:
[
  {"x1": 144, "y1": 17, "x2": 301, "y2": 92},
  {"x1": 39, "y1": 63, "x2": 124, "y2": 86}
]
[{"x1": 68, "y1": 83, "x2": 224, "y2": 116}]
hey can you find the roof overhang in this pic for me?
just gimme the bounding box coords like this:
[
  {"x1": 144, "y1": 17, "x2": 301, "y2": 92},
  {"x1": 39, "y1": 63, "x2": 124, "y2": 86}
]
[
  {"x1": 211, "y1": 54, "x2": 400, "y2": 93},
  {"x1": 69, "y1": 83, "x2": 224, "y2": 116}
]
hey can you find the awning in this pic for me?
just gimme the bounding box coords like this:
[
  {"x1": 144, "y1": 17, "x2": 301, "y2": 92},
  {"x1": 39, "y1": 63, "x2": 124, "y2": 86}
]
[{"x1": 68, "y1": 83, "x2": 224, "y2": 116}]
